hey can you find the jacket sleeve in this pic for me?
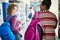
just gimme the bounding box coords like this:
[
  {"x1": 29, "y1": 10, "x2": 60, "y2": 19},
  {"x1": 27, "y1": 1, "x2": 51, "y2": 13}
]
[{"x1": 10, "y1": 16, "x2": 19, "y2": 34}]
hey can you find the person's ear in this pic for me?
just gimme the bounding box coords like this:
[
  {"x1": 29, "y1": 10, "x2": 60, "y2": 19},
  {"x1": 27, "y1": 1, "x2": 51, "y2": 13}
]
[{"x1": 44, "y1": 5, "x2": 46, "y2": 9}]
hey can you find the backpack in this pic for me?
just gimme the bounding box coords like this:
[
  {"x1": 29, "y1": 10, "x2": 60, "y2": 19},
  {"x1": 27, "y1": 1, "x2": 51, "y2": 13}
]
[
  {"x1": 0, "y1": 16, "x2": 15, "y2": 40},
  {"x1": 24, "y1": 11, "x2": 43, "y2": 40}
]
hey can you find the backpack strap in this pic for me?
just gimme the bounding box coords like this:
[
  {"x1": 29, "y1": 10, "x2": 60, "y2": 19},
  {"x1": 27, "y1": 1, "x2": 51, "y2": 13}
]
[
  {"x1": 35, "y1": 11, "x2": 40, "y2": 19},
  {"x1": 7, "y1": 16, "x2": 14, "y2": 22}
]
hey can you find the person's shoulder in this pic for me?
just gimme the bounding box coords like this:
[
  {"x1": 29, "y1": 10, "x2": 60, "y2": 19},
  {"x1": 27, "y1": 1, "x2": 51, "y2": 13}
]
[
  {"x1": 11, "y1": 15, "x2": 17, "y2": 18},
  {"x1": 13, "y1": 15, "x2": 17, "y2": 17},
  {"x1": 49, "y1": 11, "x2": 56, "y2": 15},
  {"x1": 49, "y1": 11, "x2": 57, "y2": 18},
  {"x1": 11, "y1": 15, "x2": 17, "y2": 20}
]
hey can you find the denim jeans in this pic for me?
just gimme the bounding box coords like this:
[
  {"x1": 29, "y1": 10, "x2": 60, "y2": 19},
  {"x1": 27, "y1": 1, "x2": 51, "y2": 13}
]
[{"x1": 15, "y1": 33, "x2": 22, "y2": 40}]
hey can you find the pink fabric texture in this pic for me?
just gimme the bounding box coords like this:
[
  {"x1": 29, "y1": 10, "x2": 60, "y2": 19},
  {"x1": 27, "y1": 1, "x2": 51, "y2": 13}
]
[
  {"x1": 24, "y1": 18, "x2": 40, "y2": 40},
  {"x1": 5, "y1": 15, "x2": 19, "y2": 34},
  {"x1": 35, "y1": 11, "x2": 39, "y2": 19}
]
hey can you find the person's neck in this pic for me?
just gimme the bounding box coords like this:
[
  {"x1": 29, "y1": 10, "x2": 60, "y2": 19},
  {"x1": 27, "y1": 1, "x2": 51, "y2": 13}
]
[
  {"x1": 41, "y1": 9, "x2": 48, "y2": 12},
  {"x1": 9, "y1": 13, "x2": 15, "y2": 16}
]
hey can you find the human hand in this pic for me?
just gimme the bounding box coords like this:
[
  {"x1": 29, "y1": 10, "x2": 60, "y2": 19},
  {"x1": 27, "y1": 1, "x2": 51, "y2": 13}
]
[{"x1": 18, "y1": 20, "x2": 21, "y2": 24}]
